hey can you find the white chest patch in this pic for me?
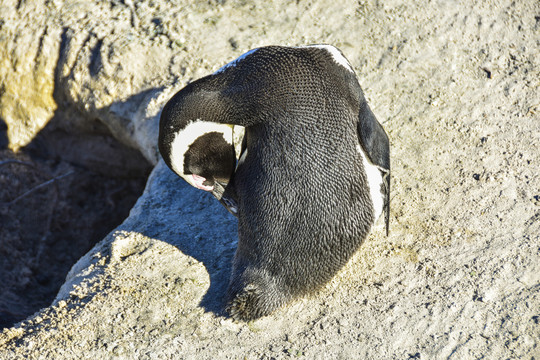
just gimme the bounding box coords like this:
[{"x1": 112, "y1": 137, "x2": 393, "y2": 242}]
[
  {"x1": 356, "y1": 144, "x2": 384, "y2": 221},
  {"x1": 232, "y1": 125, "x2": 245, "y2": 160},
  {"x1": 303, "y1": 44, "x2": 355, "y2": 73},
  {"x1": 237, "y1": 147, "x2": 248, "y2": 169},
  {"x1": 169, "y1": 120, "x2": 233, "y2": 185}
]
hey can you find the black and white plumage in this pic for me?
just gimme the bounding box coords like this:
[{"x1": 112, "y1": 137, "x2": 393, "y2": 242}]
[
  {"x1": 158, "y1": 116, "x2": 244, "y2": 214},
  {"x1": 158, "y1": 45, "x2": 390, "y2": 321}
]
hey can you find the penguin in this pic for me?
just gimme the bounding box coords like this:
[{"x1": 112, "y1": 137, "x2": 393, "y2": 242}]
[{"x1": 158, "y1": 45, "x2": 390, "y2": 321}]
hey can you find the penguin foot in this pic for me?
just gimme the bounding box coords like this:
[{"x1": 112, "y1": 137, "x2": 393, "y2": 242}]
[{"x1": 225, "y1": 282, "x2": 288, "y2": 321}]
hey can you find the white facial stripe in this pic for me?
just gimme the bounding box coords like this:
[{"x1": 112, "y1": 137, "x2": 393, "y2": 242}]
[
  {"x1": 356, "y1": 144, "x2": 384, "y2": 221},
  {"x1": 303, "y1": 44, "x2": 354, "y2": 73},
  {"x1": 214, "y1": 48, "x2": 260, "y2": 74},
  {"x1": 169, "y1": 120, "x2": 233, "y2": 186}
]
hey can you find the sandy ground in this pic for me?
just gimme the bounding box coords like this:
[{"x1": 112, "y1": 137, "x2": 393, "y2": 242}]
[
  {"x1": 0, "y1": 131, "x2": 150, "y2": 329},
  {"x1": 0, "y1": 0, "x2": 539, "y2": 358}
]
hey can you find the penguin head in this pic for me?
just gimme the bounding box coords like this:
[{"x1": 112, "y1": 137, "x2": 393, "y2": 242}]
[{"x1": 159, "y1": 119, "x2": 236, "y2": 193}]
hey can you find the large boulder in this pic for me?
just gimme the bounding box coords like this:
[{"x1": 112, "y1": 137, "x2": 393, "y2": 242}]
[{"x1": 1, "y1": 0, "x2": 538, "y2": 358}]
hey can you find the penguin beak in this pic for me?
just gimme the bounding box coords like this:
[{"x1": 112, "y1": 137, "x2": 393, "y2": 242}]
[
  {"x1": 190, "y1": 175, "x2": 238, "y2": 217},
  {"x1": 211, "y1": 180, "x2": 228, "y2": 200},
  {"x1": 209, "y1": 180, "x2": 238, "y2": 216}
]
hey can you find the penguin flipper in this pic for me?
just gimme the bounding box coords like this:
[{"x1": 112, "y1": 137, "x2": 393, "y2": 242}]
[{"x1": 357, "y1": 102, "x2": 391, "y2": 236}]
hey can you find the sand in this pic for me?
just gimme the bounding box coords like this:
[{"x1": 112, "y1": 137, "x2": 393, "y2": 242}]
[{"x1": 0, "y1": 0, "x2": 538, "y2": 358}]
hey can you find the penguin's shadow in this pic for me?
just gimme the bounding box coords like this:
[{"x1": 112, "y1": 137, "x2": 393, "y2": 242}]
[
  {"x1": 138, "y1": 161, "x2": 238, "y2": 315},
  {"x1": 48, "y1": 25, "x2": 237, "y2": 315}
]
